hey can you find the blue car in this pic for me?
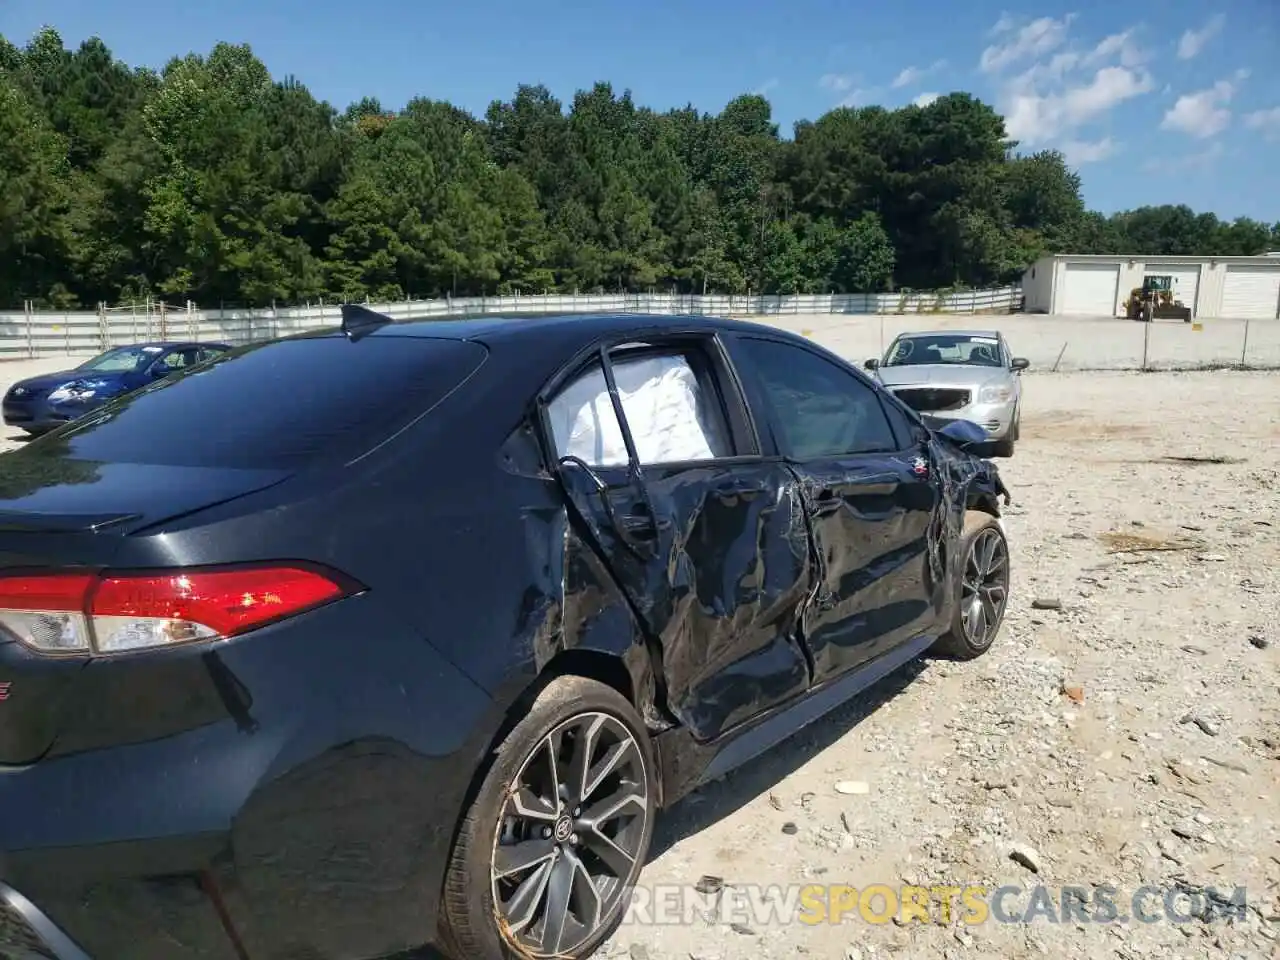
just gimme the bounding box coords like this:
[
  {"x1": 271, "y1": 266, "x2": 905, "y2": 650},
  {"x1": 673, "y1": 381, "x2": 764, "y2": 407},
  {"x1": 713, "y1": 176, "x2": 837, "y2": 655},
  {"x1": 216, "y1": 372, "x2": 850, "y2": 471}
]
[{"x1": 2, "y1": 341, "x2": 232, "y2": 434}]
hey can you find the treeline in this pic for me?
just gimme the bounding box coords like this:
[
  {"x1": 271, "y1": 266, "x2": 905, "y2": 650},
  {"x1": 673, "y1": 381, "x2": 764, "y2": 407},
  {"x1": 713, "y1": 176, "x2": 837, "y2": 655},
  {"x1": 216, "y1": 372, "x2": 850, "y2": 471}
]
[{"x1": 2, "y1": 28, "x2": 1277, "y2": 309}]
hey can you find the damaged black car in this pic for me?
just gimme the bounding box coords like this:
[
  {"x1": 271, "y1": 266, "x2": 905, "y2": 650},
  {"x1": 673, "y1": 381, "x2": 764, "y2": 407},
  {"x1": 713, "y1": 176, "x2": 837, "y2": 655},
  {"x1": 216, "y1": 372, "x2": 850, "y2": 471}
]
[{"x1": 0, "y1": 309, "x2": 1011, "y2": 960}]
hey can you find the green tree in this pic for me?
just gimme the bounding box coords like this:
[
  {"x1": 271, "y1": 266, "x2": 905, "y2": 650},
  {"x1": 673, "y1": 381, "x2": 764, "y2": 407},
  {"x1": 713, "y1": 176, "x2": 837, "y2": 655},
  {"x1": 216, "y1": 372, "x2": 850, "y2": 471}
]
[{"x1": 0, "y1": 28, "x2": 1271, "y2": 307}]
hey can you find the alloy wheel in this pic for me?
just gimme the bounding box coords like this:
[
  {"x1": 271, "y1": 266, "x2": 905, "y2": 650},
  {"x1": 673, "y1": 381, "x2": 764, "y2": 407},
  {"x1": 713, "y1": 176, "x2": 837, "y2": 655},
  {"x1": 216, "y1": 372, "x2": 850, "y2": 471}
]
[
  {"x1": 960, "y1": 527, "x2": 1008, "y2": 648},
  {"x1": 490, "y1": 711, "x2": 649, "y2": 957}
]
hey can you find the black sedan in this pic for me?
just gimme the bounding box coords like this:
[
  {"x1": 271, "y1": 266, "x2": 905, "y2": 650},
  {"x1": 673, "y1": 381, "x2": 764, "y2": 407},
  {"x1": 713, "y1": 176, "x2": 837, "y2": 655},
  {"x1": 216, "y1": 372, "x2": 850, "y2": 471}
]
[
  {"x1": 0, "y1": 308, "x2": 1012, "y2": 960},
  {"x1": 2, "y1": 341, "x2": 232, "y2": 434}
]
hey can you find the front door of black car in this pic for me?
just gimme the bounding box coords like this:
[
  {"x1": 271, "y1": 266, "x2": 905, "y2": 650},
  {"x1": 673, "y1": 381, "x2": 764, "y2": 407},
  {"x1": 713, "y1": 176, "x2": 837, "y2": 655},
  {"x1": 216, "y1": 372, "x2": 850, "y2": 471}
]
[
  {"x1": 544, "y1": 338, "x2": 814, "y2": 743},
  {"x1": 728, "y1": 335, "x2": 939, "y2": 683}
]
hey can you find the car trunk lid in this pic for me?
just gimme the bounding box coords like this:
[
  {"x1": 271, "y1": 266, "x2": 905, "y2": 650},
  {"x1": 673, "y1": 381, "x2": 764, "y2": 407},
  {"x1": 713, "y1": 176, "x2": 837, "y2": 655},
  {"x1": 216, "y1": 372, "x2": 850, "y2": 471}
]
[{"x1": 0, "y1": 451, "x2": 291, "y2": 765}]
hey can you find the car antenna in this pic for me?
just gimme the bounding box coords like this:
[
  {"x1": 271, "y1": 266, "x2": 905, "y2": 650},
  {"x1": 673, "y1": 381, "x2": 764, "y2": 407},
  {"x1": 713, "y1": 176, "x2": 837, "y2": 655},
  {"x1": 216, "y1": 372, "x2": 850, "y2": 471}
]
[{"x1": 340, "y1": 303, "x2": 394, "y2": 342}]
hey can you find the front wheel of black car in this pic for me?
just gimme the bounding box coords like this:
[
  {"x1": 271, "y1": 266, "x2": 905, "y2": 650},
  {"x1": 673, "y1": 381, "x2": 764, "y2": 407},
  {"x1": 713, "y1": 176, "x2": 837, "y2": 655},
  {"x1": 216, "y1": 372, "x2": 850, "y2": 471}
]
[
  {"x1": 934, "y1": 511, "x2": 1010, "y2": 660},
  {"x1": 440, "y1": 675, "x2": 657, "y2": 960}
]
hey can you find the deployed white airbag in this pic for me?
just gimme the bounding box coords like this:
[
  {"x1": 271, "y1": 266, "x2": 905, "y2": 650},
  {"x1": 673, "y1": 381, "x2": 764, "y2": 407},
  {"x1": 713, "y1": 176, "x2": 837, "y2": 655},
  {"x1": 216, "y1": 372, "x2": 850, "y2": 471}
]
[{"x1": 549, "y1": 355, "x2": 727, "y2": 466}]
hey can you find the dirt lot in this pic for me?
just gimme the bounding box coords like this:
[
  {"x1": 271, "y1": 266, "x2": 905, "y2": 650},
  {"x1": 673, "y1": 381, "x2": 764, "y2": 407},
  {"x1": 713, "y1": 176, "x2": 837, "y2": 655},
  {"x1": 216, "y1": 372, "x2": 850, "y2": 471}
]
[
  {"x1": 599, "y1": 370, "x2": 1280, "y2": 960},
  {"x1": 0, "y1": 361, "x2": 1277, "y2": 959}
]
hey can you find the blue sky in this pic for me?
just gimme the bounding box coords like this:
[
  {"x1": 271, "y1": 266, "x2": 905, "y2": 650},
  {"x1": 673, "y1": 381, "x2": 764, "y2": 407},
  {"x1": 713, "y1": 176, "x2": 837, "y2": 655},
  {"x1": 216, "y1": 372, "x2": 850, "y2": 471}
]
[{"x1": 3, "y1": 0, "x2": 1278, "y2": 222}]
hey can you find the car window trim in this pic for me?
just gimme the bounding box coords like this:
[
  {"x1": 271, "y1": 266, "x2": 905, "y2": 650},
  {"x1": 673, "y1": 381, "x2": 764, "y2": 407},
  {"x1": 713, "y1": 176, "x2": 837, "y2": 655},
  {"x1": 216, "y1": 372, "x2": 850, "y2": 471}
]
[
  {"x1": 534, "y1": 331, "x2": 764, "y2": 473},
  {"x1": 729, "y1": 332, "x2": 915, "y2": 461}
]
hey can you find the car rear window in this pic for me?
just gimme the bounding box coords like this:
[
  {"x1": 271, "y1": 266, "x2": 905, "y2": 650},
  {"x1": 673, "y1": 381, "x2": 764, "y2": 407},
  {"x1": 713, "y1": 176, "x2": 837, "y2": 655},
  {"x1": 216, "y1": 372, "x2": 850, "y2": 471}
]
[{"x1": 51, "y1": 335, "x2": 487, "y2": 469}]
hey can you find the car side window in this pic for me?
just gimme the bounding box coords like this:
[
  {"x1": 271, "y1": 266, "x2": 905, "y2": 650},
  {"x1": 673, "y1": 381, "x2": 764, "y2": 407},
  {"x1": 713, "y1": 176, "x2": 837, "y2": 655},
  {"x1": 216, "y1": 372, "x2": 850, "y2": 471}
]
[
  {"x1": 876, "y1": 390, "x2": 920, "y2": 447},
  {"x1": 156, "y1": 348, "x2": 198, "y2": 371},
  {"x1": 547, "y1": 349, "x2": 734, "y2": 467},
  {"x1": 736, "y1": 337, "x2": 900, "y2": 459},
  {"x1": 197, "y1": 346, "x2": 226, "y2": 363}
]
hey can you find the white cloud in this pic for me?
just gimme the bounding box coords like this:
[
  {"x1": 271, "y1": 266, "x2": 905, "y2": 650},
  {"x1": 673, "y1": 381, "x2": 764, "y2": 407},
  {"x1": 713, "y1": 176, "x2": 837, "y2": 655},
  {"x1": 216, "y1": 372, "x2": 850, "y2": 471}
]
[
  {"x1": 893, "y1": 66, "x2": 923, "y2": 89},
  {"x1": 1011, "y1": 51, "x2": 1081, "y2": 88},
  {"x1": 980, "y1": 15, "x2": 1075, "y2": 73},
  {"x1": 1087, "y1": 29, "x2": 1146, "y2": 68},
  {"x1": 1160, "y1": 80, "x2": 1237, "y2": 139},
  {"x1": 1005, "y1": 66, "x2": 1154, "y2": 144},
  {"x1": 1177, "y1": 14, "x2": 1225, "y2": 60},
  {"x1": 1061, "y1": 137, "x2": 1117, "y2": 165},
  {"x1": 991, "y1": 12, "x2": 1018, "y2": 35},
  {"x1": 892, "y1": 59, "x2": 947, "y2": 89},
  {"x1": 913, "y1": 92, "x2": 941, "y2": 107},
  {"x1": 819, "y1": 73, "x2": 882, "y2": 107},
  {"x1": 1244, "y1": 106, "x2": 1280, "y2": 140},
  {"x1": 1143, "y1": 140, "x2": 1226, "y2": 174},
  {"x1": 838, "y1": 89, "x2": 876, "y2": 108},
  {"x1": 982, "y1": 16, "x2": 1156, "y2": 151},
  {"x1": 755, "y1": 78, "x2": 780, "y2": 95}
]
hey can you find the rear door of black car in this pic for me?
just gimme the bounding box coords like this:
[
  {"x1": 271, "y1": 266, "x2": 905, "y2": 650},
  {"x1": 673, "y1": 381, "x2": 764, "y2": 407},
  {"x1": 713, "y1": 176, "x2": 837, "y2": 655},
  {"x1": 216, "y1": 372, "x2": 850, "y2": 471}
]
[
  {"x1": 724, "y1": 334, "x2": 942, "y2": 684},
  {"x1": 542, "y1": 334, "x2": 815, "y2": 744}
]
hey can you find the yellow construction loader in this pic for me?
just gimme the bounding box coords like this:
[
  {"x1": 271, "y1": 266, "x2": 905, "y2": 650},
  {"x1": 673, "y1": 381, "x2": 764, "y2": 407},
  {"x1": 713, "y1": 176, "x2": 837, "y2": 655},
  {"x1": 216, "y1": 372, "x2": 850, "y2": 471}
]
[{"x1": 1124, "y1": 275, "x2": 1192, "y2": 322}]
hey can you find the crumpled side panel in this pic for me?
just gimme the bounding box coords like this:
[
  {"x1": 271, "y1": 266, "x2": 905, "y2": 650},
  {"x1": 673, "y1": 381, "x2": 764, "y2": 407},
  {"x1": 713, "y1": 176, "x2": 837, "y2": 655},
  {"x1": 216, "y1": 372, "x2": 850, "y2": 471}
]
[
  {"x1": 927, "y1": 437, "x2": 1010, "y2": 619},
  {"x1": 557, "y1": 460, "x2": 815, "y2": 744}
]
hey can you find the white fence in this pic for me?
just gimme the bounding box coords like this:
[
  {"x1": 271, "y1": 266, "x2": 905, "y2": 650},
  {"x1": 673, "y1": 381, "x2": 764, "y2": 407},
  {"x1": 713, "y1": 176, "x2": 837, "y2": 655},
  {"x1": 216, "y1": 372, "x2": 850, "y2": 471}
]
[{"x1": 0, "y1": 288, "x2": 1024, "y2": 359}]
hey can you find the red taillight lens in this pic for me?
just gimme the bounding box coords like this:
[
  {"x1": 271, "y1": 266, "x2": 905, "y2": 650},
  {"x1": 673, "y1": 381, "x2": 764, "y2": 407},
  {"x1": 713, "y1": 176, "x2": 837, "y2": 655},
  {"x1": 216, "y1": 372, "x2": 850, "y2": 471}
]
[
  {"x1": 0, "y1": 565, "x2": 352, "y2": 655},
  {"x1": 0, "y1": 573, "x2": 97, "y2": 611}
]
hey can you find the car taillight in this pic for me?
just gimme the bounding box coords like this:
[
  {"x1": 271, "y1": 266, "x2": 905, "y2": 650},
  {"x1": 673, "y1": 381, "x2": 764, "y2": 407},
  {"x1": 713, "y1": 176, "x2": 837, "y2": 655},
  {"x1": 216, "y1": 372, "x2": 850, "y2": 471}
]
[{"x1": 0, "y1": 565, "x2": 353, "y2": 655}]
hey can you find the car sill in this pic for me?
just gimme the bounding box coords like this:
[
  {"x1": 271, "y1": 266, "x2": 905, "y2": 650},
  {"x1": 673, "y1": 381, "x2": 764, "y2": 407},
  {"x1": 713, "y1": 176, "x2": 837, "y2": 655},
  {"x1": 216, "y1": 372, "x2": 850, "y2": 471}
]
[{"x1": 698, "y1": 633, "x2": 935, "y2": 785}]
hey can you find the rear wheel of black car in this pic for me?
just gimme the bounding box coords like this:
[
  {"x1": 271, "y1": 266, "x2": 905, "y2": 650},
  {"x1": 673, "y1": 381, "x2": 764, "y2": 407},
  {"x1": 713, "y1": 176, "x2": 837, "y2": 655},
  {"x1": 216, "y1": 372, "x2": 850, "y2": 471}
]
[
  {"x1": 934, "y1": 511, "x2": 1010, "y2": 660},
  {"x1": 439, "y1": 675, "x2": 657, "y2": 960}
]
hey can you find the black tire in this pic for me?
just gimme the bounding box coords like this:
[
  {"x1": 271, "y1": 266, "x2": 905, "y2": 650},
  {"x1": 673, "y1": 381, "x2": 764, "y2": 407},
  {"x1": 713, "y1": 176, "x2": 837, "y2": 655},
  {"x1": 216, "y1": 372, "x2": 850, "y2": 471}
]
[
  {"x1": 933, "y1": 511, "x2": 1010, "y2": 660},
  {"x1": 990, "y1": 437, "x2": 1015, "y2": 458},
  {"x1": 439, "y1": 675, "x2": 657, "y2": 960}
]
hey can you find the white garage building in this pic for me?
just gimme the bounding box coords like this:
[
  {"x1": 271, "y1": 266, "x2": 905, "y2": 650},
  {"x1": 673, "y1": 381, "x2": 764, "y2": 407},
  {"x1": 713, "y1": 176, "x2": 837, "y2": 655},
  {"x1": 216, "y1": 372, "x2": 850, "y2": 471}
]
[{"x1": 1021, "y1": 253, "x2": 1280, "y2": 319}]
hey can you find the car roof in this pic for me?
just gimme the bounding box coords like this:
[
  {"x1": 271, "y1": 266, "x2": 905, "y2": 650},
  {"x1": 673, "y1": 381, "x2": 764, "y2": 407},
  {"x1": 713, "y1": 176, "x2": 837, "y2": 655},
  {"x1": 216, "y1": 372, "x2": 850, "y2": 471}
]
[
  {"x1": 347, "y1": 312, "x2": 747, "y2": 339},
  {"x1": 289, "y1": 312, "x2": 802, "y2": 351},
  {"x1": 894, "y1": 329, "x2": 1002, "y2": 340}
]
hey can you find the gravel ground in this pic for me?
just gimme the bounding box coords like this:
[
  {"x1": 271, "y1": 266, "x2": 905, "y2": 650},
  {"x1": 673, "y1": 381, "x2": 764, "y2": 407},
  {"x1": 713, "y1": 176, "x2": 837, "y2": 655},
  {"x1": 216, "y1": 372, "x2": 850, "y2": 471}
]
[
  {"x1": 1, "y1": 359, "x2": 1277, "y2": 960},
  {"x1": 600, "y1": 370, "x2": 1280, "y2": 960}
]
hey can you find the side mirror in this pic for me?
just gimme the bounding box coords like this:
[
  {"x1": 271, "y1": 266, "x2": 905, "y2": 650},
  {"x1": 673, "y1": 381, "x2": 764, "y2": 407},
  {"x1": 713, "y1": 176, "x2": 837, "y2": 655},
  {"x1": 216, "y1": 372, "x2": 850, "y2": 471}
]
[
  {"x1": 1010, "y1": 357, "x2": 1030, "y2": 372},
  {"x1": 936, "y1": 418, "x2": 988, "y2": 451},
  {"x1": 864, "y1": 358, "x2": 880, "y2": 370}
]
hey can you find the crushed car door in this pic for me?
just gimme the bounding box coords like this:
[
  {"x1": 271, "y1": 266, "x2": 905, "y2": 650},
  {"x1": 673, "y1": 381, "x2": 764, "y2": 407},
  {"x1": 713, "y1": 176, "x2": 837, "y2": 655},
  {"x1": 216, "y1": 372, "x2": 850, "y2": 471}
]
[
  {"x1": 727, "y1": 335, "x2": 939, "y2": 682},
  {"x1": 544, "y1": 338, "x2": 815, "y2": 743}
]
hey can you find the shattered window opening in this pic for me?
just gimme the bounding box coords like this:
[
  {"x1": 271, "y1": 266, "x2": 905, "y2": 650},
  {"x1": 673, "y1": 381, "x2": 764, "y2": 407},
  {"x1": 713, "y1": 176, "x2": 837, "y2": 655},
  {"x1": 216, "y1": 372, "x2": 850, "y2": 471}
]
[{"x1": 547, "y1": 350, "x2": 734, "y2": 467}]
